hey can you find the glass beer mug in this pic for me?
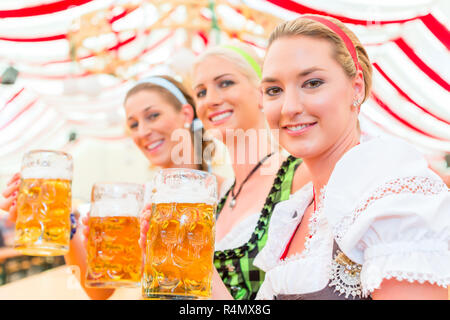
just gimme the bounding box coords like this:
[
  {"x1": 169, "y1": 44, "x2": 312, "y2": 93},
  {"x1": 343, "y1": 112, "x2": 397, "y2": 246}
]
[
  {"x1": 86, "y1": 183, "x2": 144, "y2": 288},
  {"x1": 143, "y1": 168, "x2": 217, "y2": 300},
  {"x1": 14, "y1": 150, "x2": 73, "y2": 256}
]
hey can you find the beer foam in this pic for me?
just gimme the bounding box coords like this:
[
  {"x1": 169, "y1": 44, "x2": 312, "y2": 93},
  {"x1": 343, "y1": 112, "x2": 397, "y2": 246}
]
[
  {"x1": 90, "y1": 198, "x2": 143, "y2": 218},
  {"x1": 22, "y1": 167, "x2": 72, "y2": 180},
  {"x1": 151, "y1": 184, "x2": 217, "y2": 205}
]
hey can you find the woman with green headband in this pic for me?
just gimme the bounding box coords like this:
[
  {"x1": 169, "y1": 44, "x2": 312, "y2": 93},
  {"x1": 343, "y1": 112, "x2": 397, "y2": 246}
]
[{"x1": 191, "y1": 41, "x2": 311, "y2": 300}]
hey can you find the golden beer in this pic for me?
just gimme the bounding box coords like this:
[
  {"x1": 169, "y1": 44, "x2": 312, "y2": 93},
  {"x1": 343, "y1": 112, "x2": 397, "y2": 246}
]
[
  {"x1": 144, "y1": 202, "x2": 215, "y2": 299},
  {"x1": 142, "y1": 168, "x2": 217, "y2": 300},
  {"x1": 86, "y1": 216, "x2": 142, "y2": 287},
  {"x1": 86, "y1": 182, "x2": 144, "y2": 288},
  {"x1": 14, "y1": 150, "x2": 73, "y2": 256}
]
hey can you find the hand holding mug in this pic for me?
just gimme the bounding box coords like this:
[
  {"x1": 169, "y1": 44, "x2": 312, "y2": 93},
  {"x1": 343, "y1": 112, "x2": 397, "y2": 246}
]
[{"x1": 0, "y1": 173, "x2": 21, "y2": 222}]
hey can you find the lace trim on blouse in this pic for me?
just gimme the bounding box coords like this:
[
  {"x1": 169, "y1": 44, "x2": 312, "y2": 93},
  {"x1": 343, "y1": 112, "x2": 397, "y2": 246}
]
[{"x1": 333, "y1": 176, "x2": 448, "y2": 243}]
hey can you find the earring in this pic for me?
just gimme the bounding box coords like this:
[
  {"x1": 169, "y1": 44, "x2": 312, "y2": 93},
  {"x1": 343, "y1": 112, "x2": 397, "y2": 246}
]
[
  {"x1": 353, "y1": 98, "x2": 361, "y2": 108},
  {"x1": 184, "y1": 122, "x2": 191, "y2": 129}
]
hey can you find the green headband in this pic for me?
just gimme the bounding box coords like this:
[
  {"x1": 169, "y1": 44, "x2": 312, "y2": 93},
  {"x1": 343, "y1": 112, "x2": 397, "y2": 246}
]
[{"x1": 222, "y1": 45, "x2": 262, "y2": 79}]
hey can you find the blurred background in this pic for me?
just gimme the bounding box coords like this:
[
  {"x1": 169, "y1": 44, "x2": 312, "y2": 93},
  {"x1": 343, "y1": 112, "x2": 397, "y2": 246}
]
[{"x1": 0, "y1": 0, "x2": 449, "y2": 285}]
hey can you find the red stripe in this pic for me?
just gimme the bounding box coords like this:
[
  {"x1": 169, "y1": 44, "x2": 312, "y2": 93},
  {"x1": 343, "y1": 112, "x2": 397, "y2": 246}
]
[
  {"x1": 1, "y1": 119, "x2": 66, "y2": 158},
  {"x1": 0, "y1": 34, "x2": 66, "y2": 42},
  {"x1": 0, "y1": 98, "x2": 38, "y2": 131},
  {"x1": 420, "y1": 14, "x2": 450, "y2": 51},
  {"x1": 197, "y1": 31, "x2": 209, "y2": 46},
  {"x1": 394, "y1": 38, "x2": 450, "y2": 91},
  {"x1": 0, "y1": 7, "x2": 135, "y2": 42},
  {"x1": 136, "y1": 30, "x2": 174, "y2": 57},
  {"x1": 0, "y1": 87, "x2": 24, "y2": 113},
  {"x1": 32, "y1": 33, "x2": 148, "y2": 66},
  {"x1": 241, "y1": 38, "x2": 266, "y2": 50},
  {"x1": 371, "y1": 93, "x2": 445, "y2": 140},
  {"x1": 0, "y1": 0, "x2": 94, "y2": 18},
  {"x1": 266, "y1": 0, "x2": 426, "y2": 25},
  {"x1": 51, "y1": 28, "x2": 161, "y2": 65},
  {"x1": 4, "y1": 31, "x2": 171, "y2": 80},
  {"x1": 18, "y1": 32, "x2": 140, "y2": 78},
  {"x1": 9, "y1": 32, "x2": 172, "y2": 79},
  {"x1": 373, "y1": 63, "x2": 450, "y2": 125},
  {"x1": 109, "y1": 7, "x2": 137, "y2": 24},
  {"x1": 0, "y1": 103, "x2": 52, "y2": 147},
  {"x1": 108, "y1": 34, "x2": 136, "y2": 51},
  {"x1": 279, "y1": 223, "x2": 301, "y2": 261}
]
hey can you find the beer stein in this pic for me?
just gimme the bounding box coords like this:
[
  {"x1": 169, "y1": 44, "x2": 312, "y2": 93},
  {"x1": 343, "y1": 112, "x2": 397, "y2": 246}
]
[
  {"x1": 14, "y1": 150, "x2": 73, "y2": 256},
  {"x1": 86, "y1": 182, "x2": 144, "y2": 288},
  {"x1": 143, "y1": 168, "x2": 217, "y2": 300}
]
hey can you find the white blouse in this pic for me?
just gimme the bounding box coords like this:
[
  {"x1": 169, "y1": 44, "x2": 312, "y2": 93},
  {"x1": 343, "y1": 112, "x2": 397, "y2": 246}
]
[
  {"x1": 254, "y1": 136, "x2": 450, "y2": 299},
  {"x1": 215, "y1": 212, "x2": 261, "y2": 251},
  {"x1": 215, "y1": 177, "x2": 262, "y2": 251}
]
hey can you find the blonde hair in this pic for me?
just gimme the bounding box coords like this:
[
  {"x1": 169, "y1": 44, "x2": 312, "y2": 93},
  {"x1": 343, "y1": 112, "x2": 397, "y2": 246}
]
[
  {"x1": 192, "y1": 40, "x2": 263, "y2": 87},
  {"x1": 268, "y1": 15, "x2": 372, "y2": 102},
  {"x1": 192, "y1": 41, "x2": 278, "y2": 152}
]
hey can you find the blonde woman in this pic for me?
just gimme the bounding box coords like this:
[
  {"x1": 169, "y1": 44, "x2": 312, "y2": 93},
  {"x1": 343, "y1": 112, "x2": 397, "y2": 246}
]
[
  {"x1": 191, "y1": 42, "x2": 311, "y2": 299},
  {"x1": 252, "y1": 15, "x2": 449, "y2": 300}
]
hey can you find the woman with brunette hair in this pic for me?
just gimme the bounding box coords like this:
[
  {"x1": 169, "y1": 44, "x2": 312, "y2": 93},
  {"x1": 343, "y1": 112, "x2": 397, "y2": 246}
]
[{"x1": 0, "y1": 75, "x2": 223, "y2": 300}]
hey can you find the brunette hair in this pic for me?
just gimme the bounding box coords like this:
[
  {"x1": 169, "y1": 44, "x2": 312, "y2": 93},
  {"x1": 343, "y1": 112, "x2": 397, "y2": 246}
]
[{"x1": 124, "y1": 75, "x2": 215, "y2": 171}]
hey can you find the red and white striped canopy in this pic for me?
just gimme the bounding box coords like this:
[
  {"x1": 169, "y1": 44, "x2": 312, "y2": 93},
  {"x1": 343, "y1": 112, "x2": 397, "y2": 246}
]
[{"x1": 0, "y1": 0, "x2": 449, "y2": 173}]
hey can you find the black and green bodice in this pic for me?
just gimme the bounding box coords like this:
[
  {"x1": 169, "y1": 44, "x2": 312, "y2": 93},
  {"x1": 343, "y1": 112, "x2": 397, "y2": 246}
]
[{"x1": 214, "y1": 155, "x2": 302, "y2": 300}]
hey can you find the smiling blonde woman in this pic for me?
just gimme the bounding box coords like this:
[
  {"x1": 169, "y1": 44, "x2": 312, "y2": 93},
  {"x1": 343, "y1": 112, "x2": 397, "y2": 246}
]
[
  {"x1": 252, "y1": 14, "x2": 449, "y2": 300},
  {"x1": 191, "y1": 41, "x2": 311, "y2": 300}
]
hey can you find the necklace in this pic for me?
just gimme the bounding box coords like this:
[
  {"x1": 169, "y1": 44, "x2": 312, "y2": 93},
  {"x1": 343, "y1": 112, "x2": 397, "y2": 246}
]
[{"x1": 229, "y1": 152, "x2": 275, "y2": 208}]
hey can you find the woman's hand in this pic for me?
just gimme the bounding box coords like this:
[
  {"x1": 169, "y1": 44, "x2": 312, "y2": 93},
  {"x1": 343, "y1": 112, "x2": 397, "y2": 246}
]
[
  {"x1": 65, "y1": 209, "x2": 116, "y2": 300},
  {"x1": 139, "y1": 203, "x2": 152, "y2": 251},
  {"x1": 0, "y1": 173, "x2": 21, "y2": 222}
]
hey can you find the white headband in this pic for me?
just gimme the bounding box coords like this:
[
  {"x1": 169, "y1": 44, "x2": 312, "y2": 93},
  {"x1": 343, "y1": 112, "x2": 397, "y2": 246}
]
[
  {"x1": 136, "y1": 76, "x2": 203, "y2": 132},
  {"x1": 136, "y1": 76, "x2": 188, "y2": 105}
]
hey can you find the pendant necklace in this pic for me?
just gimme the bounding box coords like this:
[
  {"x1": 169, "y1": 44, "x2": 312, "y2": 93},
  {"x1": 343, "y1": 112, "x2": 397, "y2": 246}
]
[{"x1": 229, "y1": 152, "x2": 275, "y2": 209}]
